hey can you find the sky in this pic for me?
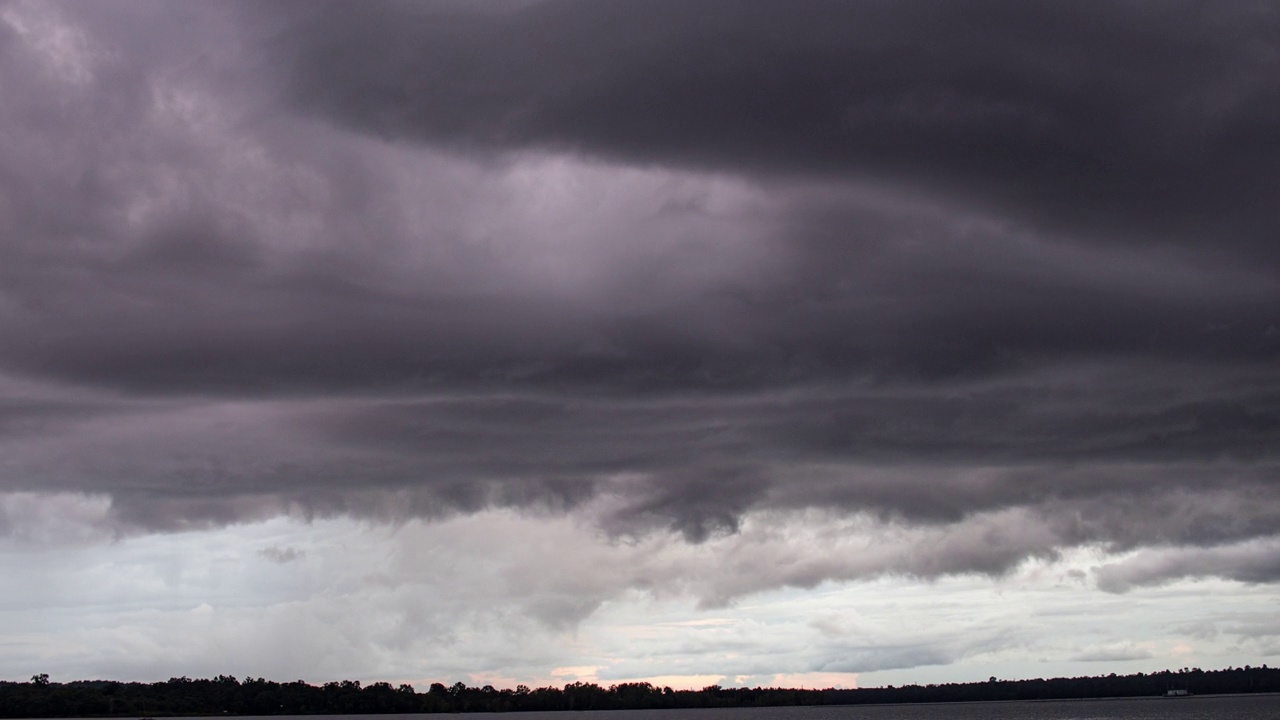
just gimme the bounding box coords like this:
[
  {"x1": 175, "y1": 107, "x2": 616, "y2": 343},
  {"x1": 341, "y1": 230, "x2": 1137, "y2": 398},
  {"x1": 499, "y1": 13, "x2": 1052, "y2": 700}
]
[{"x1": 1, "y1": 0, "x2": 1279, "y2": 691}]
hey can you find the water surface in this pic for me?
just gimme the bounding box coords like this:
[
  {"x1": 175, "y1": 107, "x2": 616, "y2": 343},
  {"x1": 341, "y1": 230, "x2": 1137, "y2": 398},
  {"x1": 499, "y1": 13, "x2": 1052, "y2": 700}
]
[{"x1": 153, "y1": 693, "x2": 1280, "y2": 720}]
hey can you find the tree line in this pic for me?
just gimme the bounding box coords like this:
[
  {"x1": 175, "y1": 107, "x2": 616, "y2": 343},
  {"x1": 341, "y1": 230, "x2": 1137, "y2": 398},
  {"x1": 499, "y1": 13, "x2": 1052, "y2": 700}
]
[{"x1": 3, "y1": 665, "x2": 1277, "y2": 717}]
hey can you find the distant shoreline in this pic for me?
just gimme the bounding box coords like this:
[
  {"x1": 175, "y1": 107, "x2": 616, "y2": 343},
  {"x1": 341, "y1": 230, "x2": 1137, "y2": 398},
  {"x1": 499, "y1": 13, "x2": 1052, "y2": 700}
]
[
  {"x1": 4, "y1": 667, "x2": 1277, "y2": 718},
  {"x1": 8, "y1": 693, "x2": 1280, "y2": 718}
]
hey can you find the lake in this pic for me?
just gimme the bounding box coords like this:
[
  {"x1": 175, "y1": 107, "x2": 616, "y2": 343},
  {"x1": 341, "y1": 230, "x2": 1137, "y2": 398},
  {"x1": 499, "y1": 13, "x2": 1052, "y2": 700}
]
[{"x1": 136, "y1": 694, "x2": 1280, "y2": 720}]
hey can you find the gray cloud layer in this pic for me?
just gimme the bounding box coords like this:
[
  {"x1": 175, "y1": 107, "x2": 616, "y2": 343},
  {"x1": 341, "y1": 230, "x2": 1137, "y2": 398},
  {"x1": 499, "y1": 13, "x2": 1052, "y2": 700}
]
[{"x1": 1, "y1": 1, "x2": 1278, "y2": 595}]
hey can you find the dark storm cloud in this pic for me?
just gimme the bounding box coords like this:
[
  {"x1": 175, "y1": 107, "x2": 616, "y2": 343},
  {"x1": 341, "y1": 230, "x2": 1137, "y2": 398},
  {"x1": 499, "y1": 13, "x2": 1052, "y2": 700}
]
[
  {"x1": 5, "y1": 371, "x2": 1278, "y2": 564},
  {"x1": 272, "y1": 0, "x2": 1280, "y2": 254},
  {"x1": 6, "y1": 167, "x2": 1277, "y2": 394},
  {"x1": 6, "y1": 0, "x2": 1278, "y2": 396},
  {"x1": 1094, "y1": 539, "x2": 1280, "y2": 592},
  {"x1": 1, "y1": 0, "x2": 1279, "y2": 594}
]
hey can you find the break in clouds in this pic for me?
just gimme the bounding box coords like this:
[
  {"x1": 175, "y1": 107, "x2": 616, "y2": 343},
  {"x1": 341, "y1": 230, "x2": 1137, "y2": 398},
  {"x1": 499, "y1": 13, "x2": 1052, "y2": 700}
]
[{"x1": 1, "y1": 0, "x2": 1279, "y2": 606}]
